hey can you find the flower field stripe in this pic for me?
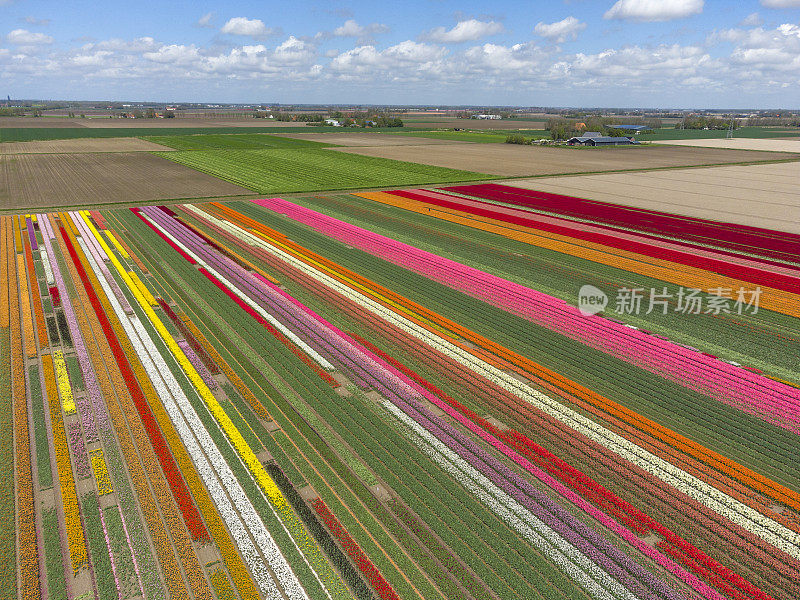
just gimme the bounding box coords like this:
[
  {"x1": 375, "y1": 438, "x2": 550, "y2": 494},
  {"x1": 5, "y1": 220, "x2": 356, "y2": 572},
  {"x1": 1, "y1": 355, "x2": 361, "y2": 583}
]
[
  {"x1": 58, "y1": 220, "x2": 245, "y2": 600},
  {"x1": 0, "y1": 219, "x2": 8, "y2": 329},
  {"x1": 42, "y1": 353, "x2": 88, "y2": 574},
  {"x1": 23, "y1": 236, "x2": 49, "y2": 353},
  {"x1": 443, "y1": 183, "x2": 800, "y2": 262},
  {"x1": 354, "y1": 191, "x2": 800, "y2": 318},
  {"x1": 128, "y1": 270, "x2": 158, "y2": 306},
  {"x1": 206, "y1": 206, "x2": 800, "y2": 570},
  {"x1": 191, "y1": 207, "x2": 692, "y2": 600},
  {"x1": 347, "y1": 334, "x2": 729, "y2": 600},
  {"x1": 104, "y1": 229, "x2": 130, "y2": 259},
  {"x1": 214, "y1": 202, "x2": 800, "y2": 523},
  {"x1": 9, "y1": 216, "x2": 41, "y2": 600},
  {"x1": 75, "y1": 234, "x2": 284, "y2": 600},
  {"x1": 386, "y1": 188, "x2": 800, "y2": 295},
  {"x1": 53, "y1": 350, "x2": 77, "y2": 416},
  {"x1": 74, "y1": 221, "x2": 327, "y2": 600},
  {"x1": 136, "y1": 207, "x2": 335, "y2": 372},
  {"x1": 16, "y1": 254, "x2": 36, "y2": 358},
  {"x1": 89, "y1": 449, "x2": 114, "y2": 495},
  {"x1": 253, "y1": 197, "x2": 800, "y2": 433},
  {"x1": 386, "y1": 403, "x2": 634, "y2": 600},
  {"x1": 53, "y1": 215, "x2": 212, "y2": 548},
  {"x1": 121, "y1": 208, "x2": 354, "y2": 600}
]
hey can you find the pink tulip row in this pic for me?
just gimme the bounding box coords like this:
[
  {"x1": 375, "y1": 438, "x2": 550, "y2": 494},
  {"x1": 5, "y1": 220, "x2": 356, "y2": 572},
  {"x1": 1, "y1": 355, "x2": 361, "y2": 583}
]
[{"x1": 252, "y1": 197, "x2": 800, "y2": 434}]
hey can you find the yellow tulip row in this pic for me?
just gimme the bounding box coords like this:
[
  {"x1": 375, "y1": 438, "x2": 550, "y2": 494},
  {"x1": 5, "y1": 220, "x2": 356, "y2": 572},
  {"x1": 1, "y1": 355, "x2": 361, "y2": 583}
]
[
  {"x1": 104, "y1": 230, "x2": 130, "y2": 259},
  {"x1": 89, "y1": 449, "x2": 114, "y2": 495},
  {"x1": 56, "y1": 220, "x2": 197, "y2": 600},
  {"x1": 127, "y1": 270, "x2": 158, "y2": 307},
  {"x1": 64, "y1": 214, "x2": 258, "y2": 600},
  {"x1": 7, "y1": 216, "x2": 41, "y2": 600},
  {"x1": 95, "y1": 211, "x2": 342, "y2": 595},
  {"x1": 42, "y1": 352, "x2": 88, "y2": 574},
  {"x1": 52, "y1": 350, "x2": 76, "y2": 416}
]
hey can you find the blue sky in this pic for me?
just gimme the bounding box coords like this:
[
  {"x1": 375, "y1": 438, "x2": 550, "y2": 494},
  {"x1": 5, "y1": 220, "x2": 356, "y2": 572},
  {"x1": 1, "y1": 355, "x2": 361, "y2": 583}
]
[{"x1": 2, "y1": 0, "x2": 800, "y2": 107}]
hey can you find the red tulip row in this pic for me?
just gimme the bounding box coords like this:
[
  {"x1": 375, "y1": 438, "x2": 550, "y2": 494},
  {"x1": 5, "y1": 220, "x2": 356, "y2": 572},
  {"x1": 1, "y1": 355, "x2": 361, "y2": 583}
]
[
  {"x1": 58, "y1": 223, "x2": 210, "y2": 543},
  {"x1": 197, "y1": 266, "x2": 340, "y2": 389},
  {"x1": 348, "y1": 331, "x2": 778, "y2": 600},
  {"x1": 156, "y1": 298, "x2": 220, "y2": 375},
  {"x1": 443, "y1": 183, "x2": 800, "y2": 263},
  {"x1": 310, "y1": 498, "x2": 400, "y2": 600}
]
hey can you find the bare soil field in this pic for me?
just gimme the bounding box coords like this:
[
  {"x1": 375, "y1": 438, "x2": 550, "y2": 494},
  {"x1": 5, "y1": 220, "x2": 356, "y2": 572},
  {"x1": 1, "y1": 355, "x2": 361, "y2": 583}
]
[
  {"x1": 504, "y1": 162, "x2": 800, "y2": 234},
  {"x1": 276, "y1": 132, "x2": 463, "y2": 146},
  {"x1": 0, "y1": 152, "x2": 250, "y2": 210},
  {"x1": 332, "y1": 143, "x2": 800, "y2": 177},
  {"x1": 0, "y1": 137, "x2": 174, "y2": 154},
  {"x1": 654, "y1": 137, "x2": 800, "y2": 153}
]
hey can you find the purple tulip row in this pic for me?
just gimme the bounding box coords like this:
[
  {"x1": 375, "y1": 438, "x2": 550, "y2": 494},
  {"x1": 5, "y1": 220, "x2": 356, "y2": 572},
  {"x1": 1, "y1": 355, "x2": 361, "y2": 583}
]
[
  {"x1": 252, "y1": 197, "x2": 800, "y2": 434},
  {"x1": 146, "y1": 206, "x2": 682, "y2": 600}
]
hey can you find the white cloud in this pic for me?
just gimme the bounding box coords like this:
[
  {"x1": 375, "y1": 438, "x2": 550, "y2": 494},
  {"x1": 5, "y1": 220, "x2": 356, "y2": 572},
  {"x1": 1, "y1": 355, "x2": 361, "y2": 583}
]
[
  {"x1": 741, "y1": 13, "x2": 763, "y2": 27},
  {"x1": 221, "y1": 17, "x2": 275, "y2": 38},
  {"x1": 604, "y1": 0, "x2": 704, "y2": 22},
  {"x1": 329, "y1": 40, "x2": 447, "y2": 77},
  {"x1": 332, "y1": 19, "x2": 389, "y2": 38},
  {"x1": 760, "y1": 0, "x2": 800, "y2": 7},
  {"x1": 196, "y1": 12, "x2": 214, "y2": 28},
  {"x1": 6, "y1": 29, "x2": 53, "y2": 44},
  {"x1": 22, "y1": 16, "x2": 51, "y2": 26},
  {"x1": 534, "y1": 16, "x2": 586, "y2": 43},
  {"x1": 423, "y1": 19, "x2": 504, "y2": 43}
]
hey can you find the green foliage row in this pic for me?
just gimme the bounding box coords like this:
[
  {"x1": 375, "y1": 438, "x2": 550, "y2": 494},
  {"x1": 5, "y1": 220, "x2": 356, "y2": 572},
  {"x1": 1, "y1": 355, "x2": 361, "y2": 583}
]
[
  {"x1": 154, "y1": 148, "x2": 493, "y2": 194},
  {"x1": 143, "y1": 133, "x2": 334, "y2": 151},
  {"x1": 0, "y1": 332, "x2": 16, "y2": 598},
  {"x1": 30, "y1": 364, "x2": 54, "y2": 489}
]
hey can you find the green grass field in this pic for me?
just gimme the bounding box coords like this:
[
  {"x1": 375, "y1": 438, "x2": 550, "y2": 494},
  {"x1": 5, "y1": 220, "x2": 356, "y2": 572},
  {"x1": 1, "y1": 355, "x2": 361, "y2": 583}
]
[
  {"x1": 385, "y1": 130, "x2": 548, "y2": 143},
  {"x1": 0, "y1": 126, "x2": 396, "y2": 143},
  {"x1": 637, "y1": 126, "x2": 800, "y2": 140},
  {"x1": 143, "y1": 133, "x2": 335, "y2": 150},
  {"x1": 154, "y1": 148, "x2": 494, "y2": 192}
]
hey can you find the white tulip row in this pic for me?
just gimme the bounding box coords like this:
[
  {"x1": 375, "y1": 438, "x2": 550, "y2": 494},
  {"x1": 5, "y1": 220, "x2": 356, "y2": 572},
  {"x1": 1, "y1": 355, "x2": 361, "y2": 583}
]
[
  {"x1": 110, "y1": 212, "x2": 339, "y2": 600},
  {"x1": 210, "y1": 208, "x2": 800, "y2": 561},
  {"x1": 140, "y1": 210, "x2": 334, "y2": 371},
  {"x1": 78, "y1": 237, "x2": 307, "y2": 600},
  {"x1": 39, "y1": 248, "x2": 55, "y2": 285},
  {"x1": 384, "y1": 401, "x2": 643, "y2": 600}
]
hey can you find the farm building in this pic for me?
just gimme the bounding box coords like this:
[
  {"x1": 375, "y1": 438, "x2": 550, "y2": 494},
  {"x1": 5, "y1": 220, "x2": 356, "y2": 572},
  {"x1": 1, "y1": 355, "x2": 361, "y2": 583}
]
[
  {"x1": 606, "y1": 124, "x2": 651, "y2": 133},
  {"x1": 567, "y1": 136, "x2": 637, "y2": 146},
  {"x1": 473, "y1": 114, "x2": 502, "y2": 119}
]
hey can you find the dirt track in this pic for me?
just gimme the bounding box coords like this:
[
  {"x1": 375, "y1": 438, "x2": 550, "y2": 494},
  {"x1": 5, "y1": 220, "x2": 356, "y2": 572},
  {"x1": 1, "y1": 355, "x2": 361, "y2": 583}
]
[
  {"x1": 505, "y1": 162, "x2": 800, "y2": 234},
  {"x1": 0, "y1": 137, "x2": 173, "y2": 154},
  {"x1": 0, "y1": 152, "x2": 250, "y2": 209},
  {"x1": 332, "y1": 143, "x2": 800, "y2": 177}
]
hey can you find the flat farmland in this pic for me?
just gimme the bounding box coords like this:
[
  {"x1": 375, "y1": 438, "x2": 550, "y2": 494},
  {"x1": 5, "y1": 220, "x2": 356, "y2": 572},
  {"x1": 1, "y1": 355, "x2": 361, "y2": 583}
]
[
  {"x1": 275, "y1": 132, "x2": 462, "y2": 146},
  {"x1": 404, "y1": 118, "x2": 547, "y2": 129},
  {"x1": 505, "y1": 161, "x2": 800, "y2": 233},
  {"x1": 655, "y1": 137, "x2": 800, "y2": 153},
  {"x1": 0, "y1": 152, "x2": 250, "y2": 210},
  {"x1": 332, "y1": 142, "x2": 800, "y2": 176},
  {"x1": 0, "y1": 137, "x2": 174, "y2": 154}
]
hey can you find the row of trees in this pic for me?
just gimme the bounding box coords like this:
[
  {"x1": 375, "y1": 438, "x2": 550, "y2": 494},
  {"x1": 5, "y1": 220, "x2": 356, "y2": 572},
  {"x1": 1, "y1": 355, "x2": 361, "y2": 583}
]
[
  {"x1": 744, "y1": 116, "x2": 800, "y2": 127},
  {"x1": 674, "y1": 116, "x2": 737, "y2": 130},
  {"x1": 545, "y1": 116, "x2": 662, "y2": 140}
]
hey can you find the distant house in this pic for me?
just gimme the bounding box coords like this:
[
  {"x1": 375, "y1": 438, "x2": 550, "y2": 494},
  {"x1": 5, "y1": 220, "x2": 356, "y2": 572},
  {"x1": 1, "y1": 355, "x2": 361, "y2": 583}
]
[
  {"x1": 472, "y1": 114, "x2": 502, "y2": 120},
  {"x1": 574, "y1": 122, "x2": 587, "y2": 130},
  {"x1": 324, "y1": 118, "x2": 341, "y2": 126},
  {"x1": 567, "y1": 136, "x2": 637, "y2": 146}
]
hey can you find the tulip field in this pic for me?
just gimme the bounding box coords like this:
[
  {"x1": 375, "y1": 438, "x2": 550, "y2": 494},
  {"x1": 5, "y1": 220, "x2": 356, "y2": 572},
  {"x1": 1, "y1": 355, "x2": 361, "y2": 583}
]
[{"x1": 1, "y1": 183, "x2": 799, "y2": 600}]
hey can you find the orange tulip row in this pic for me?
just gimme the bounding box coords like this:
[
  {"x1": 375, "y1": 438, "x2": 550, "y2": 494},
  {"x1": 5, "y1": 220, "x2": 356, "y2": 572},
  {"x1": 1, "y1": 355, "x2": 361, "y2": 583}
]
[
  {"x1": 63, "y1": 217, "x2": 260, "y2": 600},
  {"x1": 42, "y1": 353, "x2": 88, "y2": 575},
  {"x1": 56, "y1": 214, "x2": 208, "y2": 600},
  {"x1": 216, "y1": 201, "x2": 800, "y2": 516},
  {"x1": 22, "y1": 237, "x2": 49, "y2": 351},
  {"x1": 7, "y1": 216, "x2": 41, "y2": 600},
  {"x1": 358, "y1": 191, "x2": 800, "y2": 318}
]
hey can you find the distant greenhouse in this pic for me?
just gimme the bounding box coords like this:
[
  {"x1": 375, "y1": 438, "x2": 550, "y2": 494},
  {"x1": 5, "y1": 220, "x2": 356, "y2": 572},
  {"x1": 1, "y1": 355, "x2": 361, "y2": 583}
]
[{"x1": 567, "y1": 136, "x2": 638, "y2": 146}]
